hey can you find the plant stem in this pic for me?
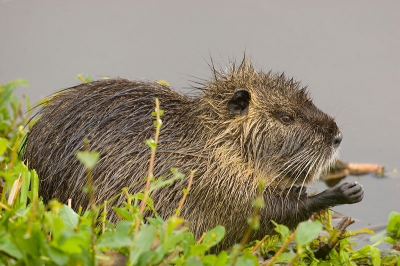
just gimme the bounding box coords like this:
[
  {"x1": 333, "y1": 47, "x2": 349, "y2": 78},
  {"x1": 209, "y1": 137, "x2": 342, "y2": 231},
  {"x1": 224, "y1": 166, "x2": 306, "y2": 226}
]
[
  {"x1": 102, "y1": 201, "x2": 107, "y2": 234},
  {"x1": 251, "y1": 235, "x2": 269, "y2": 253},
  {"x1": 77, "y1": 74, "x2": 87, "y2": 83},
  {"x1": 134, "y1": 98, "x2": 162, "y2": 240},
  {"x1": 197, "y1": 233, "x2": 206, "y2": 244},
  {"x1": 83, "y1": 139, "x2": 97, "y2": 266},
  {"x1": 263, "y1": 232, "x2": 296, "y2": 266},
  {"x1": 175, "y1": 170, "x2": 195, "y2": 217}
]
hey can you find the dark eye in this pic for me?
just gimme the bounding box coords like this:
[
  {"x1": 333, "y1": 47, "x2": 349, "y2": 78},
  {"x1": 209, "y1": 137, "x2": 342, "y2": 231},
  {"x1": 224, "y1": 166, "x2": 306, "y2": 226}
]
[{"x1": 279, "y1": 114, "x2": 294, "y2": 125}]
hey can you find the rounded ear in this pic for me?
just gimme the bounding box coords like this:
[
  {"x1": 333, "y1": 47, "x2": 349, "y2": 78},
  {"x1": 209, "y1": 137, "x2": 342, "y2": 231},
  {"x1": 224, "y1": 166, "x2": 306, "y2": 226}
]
[{"x1": 227, "y1": 89, "x2": 251, "y2": 115}]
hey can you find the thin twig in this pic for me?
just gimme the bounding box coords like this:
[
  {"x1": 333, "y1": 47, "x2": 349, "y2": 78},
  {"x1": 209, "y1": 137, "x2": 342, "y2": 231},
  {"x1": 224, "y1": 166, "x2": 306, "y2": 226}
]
[
  {"x1": 102, "y1": 201, "x2": 107, "y2": 234},
  {"x1": 263, "y1": 232, "x2": 296, "y2": 266},
  {"x1": 197, "y1": 233, "x2": 206, "y2": 244},
  {"x1": 77, "y1": 74, "x2": 87, "y2": 83},
  {"x1": 140, "y1": 98, "x2": 162, "y2": 215},
  {"x1": 251, "y1": 235, "x2": 269, "y2": 253},
  {"x1": 134, "y1": 98, "x2": 162, "y2": 241},
  {"x1": 175, "y1": 171, "x2": 195, "y2": 217}
]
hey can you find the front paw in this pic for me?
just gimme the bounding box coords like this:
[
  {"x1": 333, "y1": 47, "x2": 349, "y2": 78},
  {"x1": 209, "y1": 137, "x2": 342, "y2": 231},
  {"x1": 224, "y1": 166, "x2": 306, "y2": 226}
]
[{"x1": 333, "y1": 181, "x2": 364, "y2": 204}]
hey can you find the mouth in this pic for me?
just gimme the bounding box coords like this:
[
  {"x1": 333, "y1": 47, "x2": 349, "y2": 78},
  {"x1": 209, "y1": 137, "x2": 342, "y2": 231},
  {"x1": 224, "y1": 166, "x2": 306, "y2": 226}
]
[{"x1": 276, "y1": 147, "x2": 339, "y2": 189}]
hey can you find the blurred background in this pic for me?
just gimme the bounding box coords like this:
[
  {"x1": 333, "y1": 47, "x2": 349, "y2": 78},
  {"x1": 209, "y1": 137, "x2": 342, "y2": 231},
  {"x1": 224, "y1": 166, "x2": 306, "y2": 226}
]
[{"x1": 1, "y1": 0, "x2": 399, "y2": 231}]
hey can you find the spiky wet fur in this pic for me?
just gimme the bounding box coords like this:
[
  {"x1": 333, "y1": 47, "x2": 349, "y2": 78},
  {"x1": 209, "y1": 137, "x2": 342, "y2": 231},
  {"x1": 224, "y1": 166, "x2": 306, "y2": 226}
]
[{"x1": 22, "y1": 60, "x2": 341, "y2": 251}]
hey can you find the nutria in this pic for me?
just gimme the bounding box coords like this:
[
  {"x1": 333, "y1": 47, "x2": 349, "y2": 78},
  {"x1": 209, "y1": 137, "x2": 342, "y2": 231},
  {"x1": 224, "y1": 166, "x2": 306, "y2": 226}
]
[{"x1": 22, "y1": 59, "x2": 363, "y2": 251}]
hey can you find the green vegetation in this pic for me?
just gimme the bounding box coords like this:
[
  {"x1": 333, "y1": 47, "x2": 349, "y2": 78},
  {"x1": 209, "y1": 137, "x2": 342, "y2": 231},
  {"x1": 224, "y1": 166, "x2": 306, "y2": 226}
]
[{"x1": 0, "y1": 79, "x2": 399, "y2": 265}]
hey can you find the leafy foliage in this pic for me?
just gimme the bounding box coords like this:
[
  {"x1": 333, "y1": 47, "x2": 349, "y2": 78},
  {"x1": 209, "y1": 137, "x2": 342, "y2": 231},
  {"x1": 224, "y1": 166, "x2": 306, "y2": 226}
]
[{"x1": 0, "y1": 79, "x2": 399, "y2": 265}]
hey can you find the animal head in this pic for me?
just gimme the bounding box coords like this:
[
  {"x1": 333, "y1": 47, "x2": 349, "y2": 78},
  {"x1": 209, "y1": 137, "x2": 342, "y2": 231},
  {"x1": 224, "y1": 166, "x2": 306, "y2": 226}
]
[{"x1": 199, "y1": 59, "x2": 341, "y2": 188}]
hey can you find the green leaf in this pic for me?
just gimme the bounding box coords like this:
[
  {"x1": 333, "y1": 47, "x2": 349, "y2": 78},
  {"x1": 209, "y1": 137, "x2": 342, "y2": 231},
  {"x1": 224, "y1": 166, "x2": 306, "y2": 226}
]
[
  {"x1": 180, "y1": 232, "x2": 195, "y2": 257},
  {"x1": 113, "y1": 207, "x2": 135, "y2": 221},
  {"x1": 184, "y1": 255, "x2": 203, "y2": 266},
  {"x1": 189, "y1": 244, "x2": 208, "y2": 256},
  {"x1": 162, "y1": 233, "x2": 186, "y2": 252},
  {"x1": 0, "y1": 137, "x2": 8, "y2": 155},
  {"x1": 241, "y1": 250, "x2": 260, "y2": 265},
  {"x1": 59, "y1": 236, "x2": 87, "y2": 254},
  {"x1": 235, "y1": 256, "x2": 255, "y2": 266},
  {"x1": 10, "y1": 79, "x2": 30, "y2": 87},
  {"x1": 150, "y1": 174, "x2": 184, "y2": 191},
  {"x1": 171, "y1": 167, "x2": 185, "y2": 178},
  {"x1": 0, "y1": 84, "x2": 16, "y2": 110},
  {"x1": 44, "y1": 213, "x2": 66, "y2": 241},
  {"x1": 0, "y1": 237, "x2": 23, "y2": 259},
  {"x1": 131, "y1": 193, "x2": 156, "y2": 213},
  {"x1": 202, "y1": 226, "x2": 225, "y2": 249},
  {"x1": 59, "y1": 205, "x2": 79, "y2": 229},
  {"x1": 201, "y1": 254, "x2": 217, "y2": 265},
  {"x1": 151, "y1": 109, "x2": 164, "y2": 117},
  {"x1": 19, "y1": 170, "x2": 31, "y2": 208},
  {"x1": 147, "y1": 216, "x2": 164, "y2": 227},
  {"x1": 350, "y1": 245, "x2": 370, "y2": 260},
  {"x1": 31, "y1": 170, "x2": 39, "y2": 201},
  {"x1": 271, "y1": 220, "x2": 289, "y2": 240},
  {"x1": 252, "y1": 197, "x2": 265, "y2": 208},
  {"x1": 247, "y1": 216, "x2": 260, "y2": 230},
  {"x1": 277, "y1": 252, "x2": 295, "y2": 262},
  {"x1": 387, "y1": 211, "x2": 400, "y2": 238},
  {"x1": 98, "y1": 221, "x2": 133, "y2": 249},
  {"x1": 370, "y1": 246, "x2": 381, "y2": 266},
  {"x1": 137, "y1": 250, "x2": 159, "y2": 266},
  {"x1": 10, "y1": 94, "x2": 20, "y2": 114},
  {"x1": 382, "y1": 236, "x2": 397, "y2": 245},
  {"x1": 295, "y1": 220, "x2": 322, "y2": 246},
  {"x1": 0, "y1": 80, "x2": 28, "y2": 110},
  {"x1": 339, "y1": 239, "x2": 357, "y2": 266},
  {"x1": 130, "y1": 224, "x2": 157, "y2": 264},
  {"x1": 165, "y1": 217, "x2": 184, "y2": 235},
  {"x1": 145, "y1": 138, "x2": 157, "y2": 150},
  {"x1": 76, "y1": 151, "x2": 99, "y2": 170},
  {"x1": 43, "y1": 245, "x2": 69, "y2": 265},
  {"x1": 12, "y1": 224, "x2": 43, "y2": 257},
  {"x1": 153, "y1": 119, "x2": 163, "y2": 127},
  {"x1": 214, "y1": 251, "x2": 228, "y2": 266}
]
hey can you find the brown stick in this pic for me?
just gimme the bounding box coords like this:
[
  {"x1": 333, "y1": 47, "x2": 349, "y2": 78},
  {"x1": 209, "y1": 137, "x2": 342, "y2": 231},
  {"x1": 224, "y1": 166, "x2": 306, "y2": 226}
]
[
  {"x1": 346, "y1": 163, "x2": 384, "y2": 175},
  {"x1": 314, "y1": 217, "x2": 354, "y2": 259}
]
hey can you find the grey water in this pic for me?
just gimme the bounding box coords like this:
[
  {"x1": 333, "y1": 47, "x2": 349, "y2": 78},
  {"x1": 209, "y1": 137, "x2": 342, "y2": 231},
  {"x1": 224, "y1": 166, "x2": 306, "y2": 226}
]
[{"x1": 1, "y1": 0, "x2": 399, "y2": 242}]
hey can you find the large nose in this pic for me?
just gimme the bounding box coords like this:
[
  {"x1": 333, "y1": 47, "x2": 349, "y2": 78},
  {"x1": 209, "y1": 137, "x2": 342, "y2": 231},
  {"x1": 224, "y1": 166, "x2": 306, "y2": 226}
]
[{"x1": 332, "y1": 132, "x2": 343, "y2": 148}]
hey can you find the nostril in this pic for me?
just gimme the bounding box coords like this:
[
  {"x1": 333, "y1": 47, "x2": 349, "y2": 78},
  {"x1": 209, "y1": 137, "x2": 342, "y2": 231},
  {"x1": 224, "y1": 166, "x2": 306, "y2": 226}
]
[{"x1": 332, "y1": 132, "x2": 343, "y2": 148}]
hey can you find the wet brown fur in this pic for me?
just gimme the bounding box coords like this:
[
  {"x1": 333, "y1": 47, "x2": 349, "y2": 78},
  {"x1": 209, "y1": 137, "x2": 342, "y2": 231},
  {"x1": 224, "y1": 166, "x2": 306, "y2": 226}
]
[{"x1": 22, "y1": 59, "x2": 343, "y2": 250}]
